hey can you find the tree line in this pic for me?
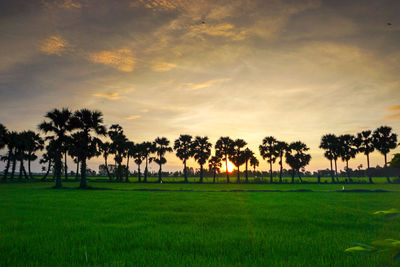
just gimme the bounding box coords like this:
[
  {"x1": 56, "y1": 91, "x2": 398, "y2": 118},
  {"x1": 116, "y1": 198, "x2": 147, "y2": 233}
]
[{"x1": 0, "y1": 108, "x2": 398, "y2": 188}]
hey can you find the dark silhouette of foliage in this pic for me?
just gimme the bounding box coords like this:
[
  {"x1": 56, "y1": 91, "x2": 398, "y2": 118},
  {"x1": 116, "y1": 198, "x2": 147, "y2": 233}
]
[
  {"x1": 355, "y1": 130, "x2": 375, "y2": 183},
  {"x1": 133, "y1": 142, "x2": 146, "y2": 182},
  {"x1": 249, "y1": 155, "x2": 259, "y2": 177},
  {"x1": 285, "y1": 141, "x2": 311, "y2": 183},
  {"x1": 152, "y1": 137, "x2": 172, "y2": 183},
  {"x1": 215, "y1": 137, "x2": 234, "y2": 183},
  {"x1": 275, "y1": 141, "x2": 288, "y2": 183},
  {"x1": 338, "y1": 134, "x2": 358, "y2": 180},
  {"x1": 125, "y1": 141, "x2": 135, "y2": 183},
  {"x1": 174, "y1": 134, "x2": 193, "y2": 183},
  {"x1": 191, "y1": 136, "x2": 212, "y2": 183},
  {"x1": 320, "y1": 134, "x2": 339, "y2": 183},
  {"x1": 108, "y1": 124, "x2": 127, "y2": 182},
  {"x1": 373, "y1": 126, "x2": 398, "y2": 183},
  {"x1": 229, "y1": 139, "x2": 247, "y2": 183},
  {"x1": 70, "y1": 109, "x2": 106, "y2": 188},
  {"x1": 259, "y1": 136, "x2": 279, "y2": 183},
  {"x1": 99, "y1": 141, "x2": 112, "y2": 180},
  {"x1": 208, "y1": 155, "x2": 222, "y2": 183},
  {"x1": 242, "y1": 148, "x2": 254, "y2": 183},
  {"x1": 24, "y1": 130, "x2": 44, "y2": 179},
  {"x1": 38, "y1": 108, "x2": 73, "y2": 188},
  {"x1": 141, "y1": 141, "x2": 155, "y2": 183}
]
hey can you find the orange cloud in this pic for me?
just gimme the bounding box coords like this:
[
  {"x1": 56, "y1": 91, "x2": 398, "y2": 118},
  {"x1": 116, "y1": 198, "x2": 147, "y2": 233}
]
[
  {"x1": 385, "y1": 113, "x2": 400, "y2": 120},
  {"x1": 89, "y1": 49, "x2": 135, "y2": 72},
  {"x1": 388, "y1": 105, "x2": 400, "y2": 111},
  {"x1": 189, "y1": 23, "x2": 246, "y2": 40},
  {"x1": 179, "y1": 78, "x2": 230, "y2": 91},
  {"x1": 40, "y1": 36, "x2": 68, "y2": 55},
  {"x1": 152, "y1": 62, "x2": 177, "y2": 72},
  {"x1": 125, "y1": 115, "x2": 141, "y2": 120},
  {"x1": 92, "y1": 92, "x2": 120, "y2": 100}
]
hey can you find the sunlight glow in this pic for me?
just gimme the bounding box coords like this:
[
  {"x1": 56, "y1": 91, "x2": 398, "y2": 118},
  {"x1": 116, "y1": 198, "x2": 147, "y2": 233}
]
[{"x1": 220, "y1": 160, "x2": 236, "y2": 173}]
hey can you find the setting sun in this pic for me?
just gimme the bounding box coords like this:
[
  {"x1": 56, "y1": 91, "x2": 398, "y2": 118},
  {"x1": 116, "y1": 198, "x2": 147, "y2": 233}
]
[{"x1": 220, "y1": 160, "x2": 236, "y2": 173}]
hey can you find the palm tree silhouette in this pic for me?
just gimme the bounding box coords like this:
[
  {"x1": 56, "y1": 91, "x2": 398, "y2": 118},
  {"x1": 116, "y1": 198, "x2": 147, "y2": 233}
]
[
  {"x1": 208, "y1": 155, "x2": 221, "y2": 183},
  {"x1": 338, "y1": 134, "x2": 358, "y2": 181},
  {"x1": 250, "y1": 155, "x2": 259, "y2": 179},
  {"x1": 1, "y1": 128, "x2": 16, "y2": 181},
  {"x1": 275, "y1": 141, "x2": 288, "y2": 183},
  {"x1": 373, "y1": 126, "x2": 398, "y2": 183},
  {"x1": 0, "y1": 123, "x2": 6, "y2": 153},
  {"x1": 38, "y1": 108, "x2": 73, "y2": 188},
  {"x1": 259, "y1": 136, "x2": 279, "y2": 184},
  {"x1": 24, "y1": 130, "x2": 44, "y2": 179},
  {"x1": 229, "y1": 139, "x2": 247, "y2": 183},
  {"x1": 285, "y1": 141, "x2": 311, "y2": 183},
  {"x1": 108, "y1": 124, "x2": 127, "y2": 182},
  {"x1": 152, "y1": 137, "x2": 172, "y2": 183},
  {"x1": 355, "y1": 130, "x2": 375, "y2": 183},
  {"x1": 40, "y1": 140, "x2": 56, "y2": 181},
  {"x1": 70, "y1": 109, "x2": 106, "y2": 189},
  {"x1": 174, "y1": 134, "x2": 193, "y2": 183},
  {"x1": 15, "y1": 132, "x2": 29, "y2": 180},
  {"x1": 191, "y1": 136, "x2": 212, "y2": 183},
  {"x1": 125, "y1": 141, "x2": 135, "y2": 183},
  {"x1": 141, "y1": 141, "x2": 155, "y2": 183},
  {"x1": 242, "y1": 148, "x2": 254, "y2": 183},
  {"x1": 320, "y1": 134, "x2": 339, "y2": 183},
  {"x1": 99, "y1": 141, "x2": 112, "y2": 180},
  {"x1": 133, "y1": 143, "x2": 146, "y2": 182},
  {"x1": 215, "y1": 137, "x2": 234, "y2": 183}
]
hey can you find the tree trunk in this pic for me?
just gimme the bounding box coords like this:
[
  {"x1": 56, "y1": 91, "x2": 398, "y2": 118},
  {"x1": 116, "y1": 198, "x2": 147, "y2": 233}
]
[
  {"x1": 279, "y1": 156, "x2": 283, "y2": 184},
  {"x1": 104, "y1": 157, "x2": 111, "y2": 181},
  {"x1": 28, "y1": 154, "x2": 32, "y2": 180},
  {"x1": 317, "y1": 174, "x2": 321, "y2": 184},
  {"x1": 64, "y1": 152, "x2": 68, "y2": 181},
  {"x1": 366, "y1": 153, "x2": 373, "y2": 184},
  {"x1": 213, "y1": 169, "x2": 216, "y2": 183},
  {"x1": 137, "y1": 164, "x2": 141, "y2": 182},
  {"x1": 158, "y1": 163, "x2": 162, "y2": 183},
  {"x1": 334, "y1": 159, "x2": 339, "y2": 183},
  {"x1": 330, "y1": 159, "x2": 334, "y2": 183},
  {"x1": 269, "y1": 161, "x2": 273, "y2": 184},
  {"x1": 184, "y1": 160, "x2": 188, "y2": 183},
  {"x1": 19, "y1": 158, "x2": 23, "y2": 180},
  {"x1": 75, "y1": 159, "x2": 79, "y2": 180},
  {"x1": 80, "y1": 157, "x2": 87, "y2": 189},
  {"x1": 298, "y1": 171, "x2": 303, "y2": 183},
  {"x1": 144, "y1": 157, "x2": 148, "y2": 183},
  {"x1": 11, "y1": 156, "x2": 16, "y2": 180},
  {"x1": 2, "y1": 149, "x2": 11, "y2": 181},
  {"x1": 42, "y1": 160, "x2": 51, "y2": 181},
  {"x1": 245, "y1": 160, "x2": 249, "y2": 183},
  {"x1": 54, "y1": 153, "x2": 62, "y2": 188},
  {"x1": 291, "y1": 169, "x2": 295, "y2": 184},
  {"x1": 384, "y1": 153, "x2": 391, "y2": 183},
  {"x1": 237, "y1": 166, "x2": 240, "y2": 184},
  {"x1": 225, "y1": 157, "x2": 229, "y2": 183},
  {"x1": 125, "y1": 155, "x2": 130, "y2": 183},
  {"x1": 199, "y1": 164, "x2": 203, "y2": 183}
]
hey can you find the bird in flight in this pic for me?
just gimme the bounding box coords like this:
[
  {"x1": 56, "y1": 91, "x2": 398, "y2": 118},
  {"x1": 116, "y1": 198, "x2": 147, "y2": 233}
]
[{"x1": 387, "y1": 22, "x2": 392, "y2": 26}]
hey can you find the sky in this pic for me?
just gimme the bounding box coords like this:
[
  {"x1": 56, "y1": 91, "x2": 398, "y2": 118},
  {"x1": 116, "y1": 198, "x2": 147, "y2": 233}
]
[{"x1": 0, "y1": 0, "x2": 400, "y2": 173}]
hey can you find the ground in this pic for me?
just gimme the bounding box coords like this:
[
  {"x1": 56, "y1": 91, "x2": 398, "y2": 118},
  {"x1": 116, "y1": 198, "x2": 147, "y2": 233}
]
[{"x1": 1, "y1": 181, "x2": 400, "y2": 266}]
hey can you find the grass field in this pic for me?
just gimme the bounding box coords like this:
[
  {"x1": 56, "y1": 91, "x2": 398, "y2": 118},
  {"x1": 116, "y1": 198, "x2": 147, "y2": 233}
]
[{"x1": 1, "y1": 182, "x2": 400, "y2": 266}]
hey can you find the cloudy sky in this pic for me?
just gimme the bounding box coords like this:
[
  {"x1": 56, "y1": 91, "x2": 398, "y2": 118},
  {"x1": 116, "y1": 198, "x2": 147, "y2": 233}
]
[{"x1": 1, "y1": 0, "x2": 400, "y2": 172}]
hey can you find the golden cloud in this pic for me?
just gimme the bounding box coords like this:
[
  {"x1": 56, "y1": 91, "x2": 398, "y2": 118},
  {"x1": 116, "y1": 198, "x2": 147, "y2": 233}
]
[
  {"x1": 385, "y1": 113, "x2": 400, "y2": 120},
  {"x1": 152, "y1": 62, "x2": 177, "y2": 72},
  {"x1": 132, "y1": 0, "x2": 188, "y2": 11},
  {"x1": 189, "y1": 23, "x2": 246, "y2": 40},
  {"x1": 89, "y1": 49, "x2": 135, "y2": 72},
  {"x1": 388, "y1": 105, "x2": 400, "y2": 111},
  {"x1": 179, "y1": 78, "x2": 230, "y2": 91},
  {"x1": 125, "y1": 115, "x2": 141, "y2": 120},
  {"x1": 40, "y1": 36, "x2": 68, "y2": 55},
  {"x1": 42, "y1": 0, "x2": 82, "y2": 9},
  {"x1": 92, "y1": 92, "x2": 120, "y2": 100}
]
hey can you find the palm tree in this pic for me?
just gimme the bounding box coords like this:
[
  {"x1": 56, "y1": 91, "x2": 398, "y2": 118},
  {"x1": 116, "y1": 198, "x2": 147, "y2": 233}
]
[
  {"x1": 0, "y1": 123, "x2": 6, "y2": 152},
  {"x1": 15, "y1": 132, "x2": 29, "y2": 180},
  {"x1": 1, "y1": 129, "x2": 16, "y2": 181},
  {"x1": 141, "y1": 141, "x2": 155, "y2": 183},
  {"x1": 70, "y1": 109, "x2": 106, "y2": 189},
  {"x1": 108, "y1": 124, "x2": 127, "y2": 182},
  {"x1": 215, "y1": 137, "x2": 234, "y2": 183},
  {"x1": 259, "y1": 136, "x2": 279, "y2": 184},
  {"x1": 354, "y1": 130, "x2": 375, "y2": 183},
  {"x1": 242, "y1": 148, "x2": 254, "y2": 183},
  {"x1": 250, "y1": 155, "x2": 259, "y2": 178},
  {"x1": 191, "y1": 136, "x2": 212, "y2": 183},
  {"x1": 125, "y1": 141, "x2": 135, "y2": 183},
  {"x1": 152, "y1": 137, "x2": 172, "y2": 183},
  {"x1": 338, "y1": 134, "x2": 358, "y2": 181},
  {"x1": 133, "y1": 143, "x2": 146, "y2": 182},
  {"x1": 229, "y1": 139, "x2": 247, "y2": 183},
  {"x1": 320, "y1": 134, "x2": 339, "y2": 183},
  {"x1": 99, "y1": 141, "x2": 112, "y2": 180},
  {"x1": 275, "y1": 141, "x2": 288, "y2": 183},
  {"x1": 24, "y1": 130, "x2": 44, "y2": 179},
  {"x1": 40, "y1": 140, "x2": 56, "y2": 180},
  {"x1": 174, "y1": 134, "x2": 193, "y2": 183},
  {"x1": 208, "y1": 155, "x2": 221, "y2": 183},
  {"x1": 285, "y1": 141, "x2": 311, "y2": 183},
  {"x1": 373, "y1": 126, "x2": 398, "y2": 183},
  {"x1": 38, "y1": 108, "x2": 73, "y2": 188},
  {"x1": 9, "y1": 132, "x2": 19, "y2": 180}
]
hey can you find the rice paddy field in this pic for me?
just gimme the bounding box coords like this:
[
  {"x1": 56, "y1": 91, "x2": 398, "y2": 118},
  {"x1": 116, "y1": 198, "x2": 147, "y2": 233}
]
[{"x1": 1, "y1": 180, "x2": 400, "y2": 266}]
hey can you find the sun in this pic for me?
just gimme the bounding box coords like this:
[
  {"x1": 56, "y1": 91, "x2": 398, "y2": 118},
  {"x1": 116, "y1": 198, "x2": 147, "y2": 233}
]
[{"x1": 220, "y1": 160, "x2": 236, "y2": 173}]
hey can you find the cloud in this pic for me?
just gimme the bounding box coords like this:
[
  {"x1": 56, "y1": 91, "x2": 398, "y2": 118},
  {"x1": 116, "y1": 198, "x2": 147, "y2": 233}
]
[
  {"x1": 152, "y1": 62, "x2": 177, "y2": 72},
  {"x1": 140, "y1": 109, "x2": 149, "y2": 113},
  {"x1": 385, "y1": 113, "x2": 400, "y2": 120},
  {"x1": 125, "y1": 115, "x2": 141, "y2": 120},
  {"x1": 178, "y1": 78, "x2": 230, "y2": 91},
  {"x1": 132, "y1": 0, "x2": 189, "y2": 11},
  {"x1": 188, "y1": 23, "x2": 246, "y2": 40},
  {"x1": 40, "y1": 36, "x2": 68, "y2": 55},
  {"x1": 92, "y1": 92, "x2": 120, "y2": 100},
  {"x1": 41, "y1": 0, "x2": 82, "y2": 9},
  {"x1": 89, "y1": 49, "x2": 135, "y2": 72},
  {"x1": 388, "y1": 105, "x2": 400, "y2": 111}
]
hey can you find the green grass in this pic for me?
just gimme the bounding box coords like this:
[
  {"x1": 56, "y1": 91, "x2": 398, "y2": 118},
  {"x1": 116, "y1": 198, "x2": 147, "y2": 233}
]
[{"x1": 1, "y1": 182, "x2": 400, "y2": 266}]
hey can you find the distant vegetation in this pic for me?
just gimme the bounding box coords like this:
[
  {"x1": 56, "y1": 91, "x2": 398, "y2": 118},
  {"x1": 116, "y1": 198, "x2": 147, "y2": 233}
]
[{"x1": 0, "y1": 108, "x2": 399, "y2": 188}]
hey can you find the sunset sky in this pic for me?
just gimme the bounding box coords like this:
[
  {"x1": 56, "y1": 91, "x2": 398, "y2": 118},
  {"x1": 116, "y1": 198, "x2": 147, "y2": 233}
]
[{"x1": 1, "y1": 0, "x2": 400, "y2": 173}]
